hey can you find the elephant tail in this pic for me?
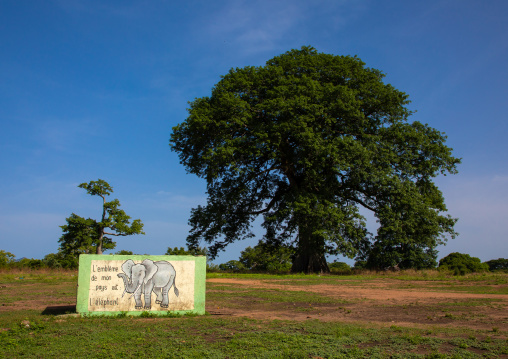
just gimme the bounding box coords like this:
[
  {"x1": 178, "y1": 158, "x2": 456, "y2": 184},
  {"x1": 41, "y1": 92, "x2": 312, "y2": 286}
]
[{"x1": 173, "y1": 276, "x2": 179, "y2": 297}]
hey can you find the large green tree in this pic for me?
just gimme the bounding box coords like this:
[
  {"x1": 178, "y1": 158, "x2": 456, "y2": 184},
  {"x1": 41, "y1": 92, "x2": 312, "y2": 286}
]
[
  {"x1": 170, "y1": 46, "x2": 460, "y2": 273},
  {"x1": 59, "y1": 179, "x2": 145, "y2": 255}
]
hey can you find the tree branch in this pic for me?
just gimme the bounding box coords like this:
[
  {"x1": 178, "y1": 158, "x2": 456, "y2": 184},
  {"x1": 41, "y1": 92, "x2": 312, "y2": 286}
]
[{"x1": 103, "y1": 231, "x2": 128, "y2": 237}]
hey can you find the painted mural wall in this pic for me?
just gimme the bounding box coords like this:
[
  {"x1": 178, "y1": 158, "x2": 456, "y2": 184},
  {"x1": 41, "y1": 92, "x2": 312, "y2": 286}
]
[{"x1": 76, "y1": 255, "x2": 206, "y2": 316}]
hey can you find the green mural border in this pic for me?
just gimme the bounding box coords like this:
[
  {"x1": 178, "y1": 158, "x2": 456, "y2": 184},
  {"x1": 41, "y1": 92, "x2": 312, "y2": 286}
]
[{"x1": 76, "y1": 254, "x2": 206, "y2": 317}]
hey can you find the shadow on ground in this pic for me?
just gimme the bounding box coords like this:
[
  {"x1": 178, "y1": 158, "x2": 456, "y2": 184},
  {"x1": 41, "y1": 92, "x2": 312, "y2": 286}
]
[{"x1": 42, "y1": 305, "x2": 76, "y2": 315}]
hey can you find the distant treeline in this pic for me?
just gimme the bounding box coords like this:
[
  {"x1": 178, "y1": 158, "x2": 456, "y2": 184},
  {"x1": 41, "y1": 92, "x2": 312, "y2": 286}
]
[{"x1": 1, "y1": 249, "x2": 507, "y2": 276}]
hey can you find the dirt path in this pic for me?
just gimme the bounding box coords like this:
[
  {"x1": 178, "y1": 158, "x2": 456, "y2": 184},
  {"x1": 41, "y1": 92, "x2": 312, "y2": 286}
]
[{"x1": 206, "y1": 278, "x2": 508, "y2": 332}]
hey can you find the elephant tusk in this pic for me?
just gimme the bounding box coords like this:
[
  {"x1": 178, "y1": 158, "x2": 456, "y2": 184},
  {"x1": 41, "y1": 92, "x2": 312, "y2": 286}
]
[{"x1": 129, "y1": 283, "x2": 142, "y2": 299}]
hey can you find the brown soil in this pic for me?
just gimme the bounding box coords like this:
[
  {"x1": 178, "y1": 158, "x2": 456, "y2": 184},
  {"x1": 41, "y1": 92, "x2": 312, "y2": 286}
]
[
  {"x1": 0, "y1": 282, "x2": 77, "y2": 313},
  {"x1": 1, "y1": 277, "x2": 506, "y2": 334},
  {"x1": 206, "y1": 278, "x2": 508, "y2": 332}
]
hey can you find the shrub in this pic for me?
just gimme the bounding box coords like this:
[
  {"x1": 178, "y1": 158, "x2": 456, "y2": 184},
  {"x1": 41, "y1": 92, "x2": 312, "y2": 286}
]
[
  {"x1": 114, "y1": 250, "x2": 134, "y2": 255},
  {"x1": 14, "y1": 258, "x2": 45, "y2": 269},
  {"x1": 329, "y1": 261, "x2": 352, "y2": 274},
  {"x1": 438, "y1": 252, "x2": 489, "y2": 275},
  {"x1": 206, "y1": 263, "x2": 221, "y2": 272},
  {"x1": 353, "y1": 260, "x2": 367, "y2": 270},
  {"x1": 218, "y1": 260, "x2": 246, "y2": 272},
  {"x1": 165, "y1": 246, "x2": 207, "y2": 256},
  {"x1": 484, "y1": 258, "x2": 508, "y2": 272},
  {"x1": 0, "y1": 250, "x2": 15, "y2": 268},
  {"x1": 43, "y1": 252, "x2": 79, "y2": 269},
  {"x1": 239, "y1": 240, "x2": 293, "y2": 273}
]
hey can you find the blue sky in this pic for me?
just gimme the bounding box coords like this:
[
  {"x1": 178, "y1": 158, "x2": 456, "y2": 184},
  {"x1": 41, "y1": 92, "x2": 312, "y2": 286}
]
[{"x1": 1, "y1": 0, "x2": 507, "y2": 265}]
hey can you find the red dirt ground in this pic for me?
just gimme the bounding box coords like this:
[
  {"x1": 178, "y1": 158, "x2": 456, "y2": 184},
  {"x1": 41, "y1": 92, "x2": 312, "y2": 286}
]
[
  {"x1": 1, "y1": 276, "x2": 506, "y2": 334},
  {"x1": 206, "y1": 278, "x2": 508, "y2": 332}
]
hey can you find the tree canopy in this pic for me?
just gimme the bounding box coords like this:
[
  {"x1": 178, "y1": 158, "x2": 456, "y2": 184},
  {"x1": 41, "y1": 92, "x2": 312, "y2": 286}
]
[
  {"x1": 59, "y1": 179, "x2": 145, "y2": 255},
  {"x1": 170, "y1": 46, "x2": 460, "y2": 273}
]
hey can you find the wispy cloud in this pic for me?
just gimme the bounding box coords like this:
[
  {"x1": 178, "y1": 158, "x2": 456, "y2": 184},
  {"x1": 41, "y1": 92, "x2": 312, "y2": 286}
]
[{"x1": 204, "y1": 0, "x2": 302, "y2": 54}]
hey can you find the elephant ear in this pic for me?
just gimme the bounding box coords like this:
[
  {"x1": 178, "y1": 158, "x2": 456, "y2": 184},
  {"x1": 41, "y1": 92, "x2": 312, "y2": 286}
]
[
  {"x1": 142, "y1": 259, "x2": 158, "y2": 283},
  {"x1": 121, "y1": 259, "x2": 136, "y2": 278}
]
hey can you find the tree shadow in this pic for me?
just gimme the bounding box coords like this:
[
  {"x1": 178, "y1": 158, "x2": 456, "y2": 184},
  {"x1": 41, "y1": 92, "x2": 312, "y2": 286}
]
[{"x1": 42, "y1": 305, "x2": 77, "y2": 315}]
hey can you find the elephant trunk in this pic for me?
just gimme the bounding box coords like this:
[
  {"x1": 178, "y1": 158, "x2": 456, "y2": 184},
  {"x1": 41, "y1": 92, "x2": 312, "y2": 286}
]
[{"x1": 117, "y1": 273, "x2": 139, "y2": 295}]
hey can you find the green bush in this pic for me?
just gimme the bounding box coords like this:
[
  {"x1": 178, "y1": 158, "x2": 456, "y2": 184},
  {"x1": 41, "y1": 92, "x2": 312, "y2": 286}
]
[
  {"x1": 218, "y1": 260, "x2": 246, "y2": 272},
  {"x1": 438, "y1": 252, "x2": 489, "y2": 275},
  {"x1": 114, "y1": 250, "x2": 134, "y2": 255},
  {"x1": 165, "y1": 246, "x2": 207, "y2": 256},
  {"x1": 206, "y1": 263, "x2": 221, "y2": 272},
  {"x1": 14, "y1": 258, "x2": 45, "y2": 269},
  {"x1": 484, "y1": 258, "x2": 508, "y2": 272},
  {"x1": 0, "y1": 250, "x2": 15, "y2": 268},
  {"x1": 43, "y1": 252, "x2": 79, "y2": 269},
  {"x1": 239, "y1": 240, "x2": 293, "y2": 273},
  {"x1": 353, "y1": 260, "x2": 367, "y2": 270},
  {"x1": 329, "y1": 261, "x2": 352, "y2": 274}
]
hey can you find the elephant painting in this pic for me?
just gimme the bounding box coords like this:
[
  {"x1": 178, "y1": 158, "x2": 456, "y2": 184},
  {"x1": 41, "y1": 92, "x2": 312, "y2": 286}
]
[{"x1": 117, "y1": 259, "x2": 179, "y2": 310}]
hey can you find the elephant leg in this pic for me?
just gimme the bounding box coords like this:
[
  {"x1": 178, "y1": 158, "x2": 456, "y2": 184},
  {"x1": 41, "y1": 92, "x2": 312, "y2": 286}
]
[
  {"x1": 134, "y1": 290, "x2": 143, "y2": 309},
  {"x1": 160, "y1": 275, "x2": 175, "y2": 308},
  {"x1": 154, "y1": 287, "x2": 163, "y2": 304},
  {"x1": 144, "y1": 281, "x2": 155, "y2": 309}
]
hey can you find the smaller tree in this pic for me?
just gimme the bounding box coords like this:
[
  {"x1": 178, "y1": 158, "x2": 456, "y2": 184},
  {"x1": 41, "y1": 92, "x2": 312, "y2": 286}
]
[
  {"x1": 114, "y1": 250, "x2": 134, "y2": 255},
  {"x1": 43, "y1": 252, "x2": 79, "y2": 269},
  {"x1": 0, "y1": 250, "x2": 15, "y2": 268},
  {"x1": 358, "y1": 242, "x2": 438, "y2": 271},
  {"x1": 165, "y1": 246, "x2": 207, "y2": 256},
  {"x1": 484, "y1": 258, "x2": 508, "y2": 272},
  {"x1": 328, "y1": 261, "x2": 352, "y2": 274},
  {"x1": 239, "y1": 240, "x2": 294, "y2": 272},
  {"x1": 14, "y1": 258, "x2": 44, "y2": 269},
  {"x1": 218, "y1": 260, "x2": 246, "y2": 272},
  {"x1": 59, "y1": 179, "x2": 145, "y2": 256},
  {"x1": 438, "y1": 252, "x2": 489, "y2": 275}
]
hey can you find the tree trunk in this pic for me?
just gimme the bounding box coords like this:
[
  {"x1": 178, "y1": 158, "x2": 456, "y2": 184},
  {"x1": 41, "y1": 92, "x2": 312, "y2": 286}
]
[
  {"x1": 291, "y1": 252, "x2": 329, "y2": 274},
  {"x1": 96, "y1": 196, "x2": 106, "y2": 255},
  {"x1": 290, "y1": 224, "x2": 330, "y2": 274},
  {"x1": 96, "y1": 230, "x2": 104, "y2": 255}
]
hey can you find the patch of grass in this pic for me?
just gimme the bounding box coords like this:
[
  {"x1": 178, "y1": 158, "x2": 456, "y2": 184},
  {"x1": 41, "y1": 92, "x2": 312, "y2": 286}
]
[
  {"x1": 440, "y1": 298, "x2": 502, "y2": 307},
  {"x1": 207, "y1": 284, "x2": 351, "y2": 305},
  {"x1": 6, "y1": 315, "x2": 503, "y2": 359},
  {"x1": 0, "y1": 268, "x2": 78, "y2": 284},
  {"x1": 1, "y1": 269, "x2": 507, "y2": 357},
  {"x1": 426, "y1": 284, "x2": 508, "y2": 295}
]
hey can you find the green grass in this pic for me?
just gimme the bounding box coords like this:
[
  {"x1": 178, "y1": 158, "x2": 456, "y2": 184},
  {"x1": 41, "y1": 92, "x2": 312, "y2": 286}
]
[
  {"x1": 0, "y1": 269, "x2": 77, "y2": 284},
  {"x1": 1, "y1": 314, "x2": 507, "y2": 358},
  {"x1": 1, "y1": 269, "x2": 507, "y2": 358},
  {"x1": 207, "y1": 283, "x2": 352, "y2": 305},
  {"x1": 208, "y1": 271, "x2": 508, "y2": 295}
]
